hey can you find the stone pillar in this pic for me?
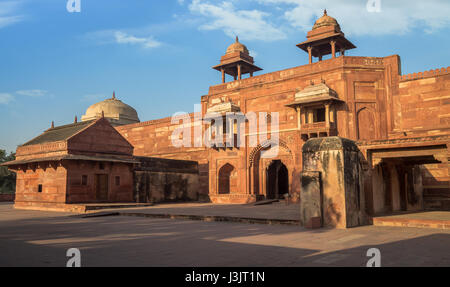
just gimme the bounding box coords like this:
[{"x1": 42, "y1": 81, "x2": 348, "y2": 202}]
[
  {"x1": 221, "y1": 69, "x2": 225, "y2": 84},
  {"x1": 325, "y1": 103, "x2": 330, "y2": 128},
  {"x1": 340, "y1": 48, "x2": 345, "y2": 56},
  {"x1": 237, "y1": 64, "x2": 242, "y2": 80},
  {"x1": 250, "y1": 72, "x2": 253, "y2": 77},
  {"x1": 308, "y1": 108, "x2": 314, "y2": 124},
  {"x1": 331, "y1": 40, "x2": 336, "y2": 58},
  {"x1": 330, "y1": 106, "x2": 336, "y2": 123},
  {"x1": 307, "y1": 46, "x2": 313, "y2": 64},
  {"x1": 296, "y1": 106, "x2": 301, "y2": 130},
  {"x1": 318, "y1": 53, "x2": 322, "y2": 62}
]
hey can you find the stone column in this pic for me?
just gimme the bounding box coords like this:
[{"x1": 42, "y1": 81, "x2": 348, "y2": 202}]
[
  {"x1": 250, "y1": 72, "x2": 253, "y2": 77},
  {"x1": 325, "y1": 103, "x2": 330, "y2": 128},
  {"x1": 296, "y1": 106, "x2": 301, "y2": 130},
  {"x1": 340, "y1": 48, "x2": 345, "y2": 56},
  {"x1": 308, "y1": 108, "x2": 314, "y2": 124},
  {"x1": 331, "y1": 40, "x2": 336, "y2": 58},
  {"x1": 221, "y1": 69, "x2": 225, "y2": 84},
  {"x1": 307, "y1": 46, "x2": 313, "y2": 64},
  {"x1": 237, "y1": 64, "x2": 242, "y2": 80}
]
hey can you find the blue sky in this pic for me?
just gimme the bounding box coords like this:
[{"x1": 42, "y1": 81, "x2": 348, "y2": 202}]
[{"x1": 1, "y1": 0, "x2": 450, "y2": 153}]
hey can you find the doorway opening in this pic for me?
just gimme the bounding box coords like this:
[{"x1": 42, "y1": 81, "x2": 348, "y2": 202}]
[{"x1": 266, "y1": 160, "x2": 289, "y2": 199}]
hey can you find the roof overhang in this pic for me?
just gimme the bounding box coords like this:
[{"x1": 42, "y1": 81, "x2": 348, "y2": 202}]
[{"x1": 1, "y1": 154, "x2": 138, "y2": 167}]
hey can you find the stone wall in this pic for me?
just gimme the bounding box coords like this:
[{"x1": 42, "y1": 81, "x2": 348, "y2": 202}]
[
  {"x1": 134, "y1": 157, "x2": 199, "y2": 203},
  {"x1": 116, "y1": 115, "x2": 209, "y2": 199},
  {"x1": 66, "y1": 161, "x2": 134, "y2": 203},
  {"x1": 14, "y1": 165, "x2": 68, "y2": 210},
  {"x1": 395, "y1": 70, "x2": 450, "y2": 136}
]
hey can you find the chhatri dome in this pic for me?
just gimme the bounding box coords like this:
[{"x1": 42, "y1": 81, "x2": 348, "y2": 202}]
[
  {"x1": 312, "y1": 9, "x2": 341, "y2": 31},
  {"x1": 81, "y1": 92, "x2": 140, "y2": 126},
  {"x1": 226, "y1": 36, "x2": 250, "y2": 55},
  {"x1": 213, "y1": 36, "x2": 262, "y2": 83}
]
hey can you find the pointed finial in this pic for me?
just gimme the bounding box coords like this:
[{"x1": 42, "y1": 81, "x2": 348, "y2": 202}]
[
  {"x1": 112, "y1": 91, "x2": 116, "y2": 99},
  {"x1": 101, "y1": 110, "x2": 105, "y2": 118},
  {"x1": 235, "y1": 36, "x2": 239, "y2": 43},
  {"x1": 324, "y1": 9, "x2": 327, "y2": 16},
  {"x1": 51, "y1": 121, "x2": 54, "y2": 129},
  {"x1": 74, "y1": 115, "x2": 78, "y2": 123}
]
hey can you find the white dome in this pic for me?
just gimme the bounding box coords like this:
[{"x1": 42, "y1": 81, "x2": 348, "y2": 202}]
[{"x1": 81, "y1": 92, "x2": 140, "y2": 126}]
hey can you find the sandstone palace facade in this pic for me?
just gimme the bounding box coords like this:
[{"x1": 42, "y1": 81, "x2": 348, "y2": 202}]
[{"x1": 4, "y1": 11, "x2": 450, "y2": 228}]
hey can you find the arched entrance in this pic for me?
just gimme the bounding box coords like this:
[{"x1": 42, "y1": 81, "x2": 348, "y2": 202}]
[
  {"x1": 266, "y1": 160, "x2": 289, "y2": 199},
  {"x1": 218, "y1": 163, "x2": 235, "y2": 194}
]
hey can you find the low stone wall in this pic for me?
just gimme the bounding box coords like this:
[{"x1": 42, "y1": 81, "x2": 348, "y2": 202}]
[
  {"x1": 134, "y1": 157, "x2": 200, "y2": 203},
  {"x1": 0, "y1": 194, "x2": 15, "y2": 202}
]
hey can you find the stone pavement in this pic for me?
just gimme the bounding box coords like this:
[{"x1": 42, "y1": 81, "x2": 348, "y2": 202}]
[
  {"x1": 102, "y1": 201, "x2": 301, "y2": 224},
  {"x1": 1, "y1": 202, "x2": 450, "y2": 267},
  {"x1": 373, "y1": 211, "x2": 450, "y2": 229}
]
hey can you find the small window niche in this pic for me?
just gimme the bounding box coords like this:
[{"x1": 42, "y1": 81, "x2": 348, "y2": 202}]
[
  {"x1": 38, "y1": 184, "x2": 43, "y2": 193},
  {"x1": 82, "y1": 175, "x2": 88, "y2": 186}
]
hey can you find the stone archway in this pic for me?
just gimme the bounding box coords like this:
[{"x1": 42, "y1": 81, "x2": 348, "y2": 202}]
[
  {"x1": 248, "y1": 139, "x2": 294, "y2": 198},
  {"x1": 218, "y1": 163, "x2": 235, "y2": 194},
  {"x1": 266, "y1": 160, "x2": 289, "y2": 199}
]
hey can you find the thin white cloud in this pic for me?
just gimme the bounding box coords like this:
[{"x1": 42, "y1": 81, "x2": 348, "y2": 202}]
[
  {"x1": 0, "y1": 1, "x2": 24, "y2": 29},
  {"x1": 257, "y1": 0, "x2": 450, "y2": 36},
  {"x1": 85, "y1": 30, "x2": 162, "y2": 49},
  {"x1": 0, "y1": 93, "x2": 14, "y2": 105},
  {"x1": 16, "y1": 90, "x2": 48, "y2": 97},
  {"x1": 114, "y1": 31, "x2": 162, "y2": 49},
  {"x1": 188, "y1": 0, "x2": 286, "y2": 41}
]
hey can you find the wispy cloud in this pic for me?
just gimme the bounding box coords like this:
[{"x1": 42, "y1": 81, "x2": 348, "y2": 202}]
[
  {"x1": 85, "y1": 30, "x2": 162, "y2": 49},
  {"x1": 16, "y1": 89, "x2": 48, "y2": 97},
  {"x1": 257, "y1": 0, "x2": 450, "y2": 35},
  {"x1": 0, "y1": 93, "x2": 14, "y2": 105},
  {"x1": 114, "y1": 31, "x2": 162, "y2": 49},
  {"x1": 0, "y1": 1, "x2": 24, "y2": 29},
  {"x1": 188, "y1": 0, "x2": 286, "y2": 41}
]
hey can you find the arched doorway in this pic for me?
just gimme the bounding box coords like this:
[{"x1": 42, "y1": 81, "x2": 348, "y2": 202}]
[
  {"x1": 218, "y1": 163, "x2": 234, "y2": 194},
  {"x1": 266, "y1": 160, "x2": 289, "y2": 199}
]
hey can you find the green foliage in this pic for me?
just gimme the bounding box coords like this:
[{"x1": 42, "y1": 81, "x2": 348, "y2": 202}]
[{"x1": 0, "y1": 150, "x2": 16, "y2": 194}]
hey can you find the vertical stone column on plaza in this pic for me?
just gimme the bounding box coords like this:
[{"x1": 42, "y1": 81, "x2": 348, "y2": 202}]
[{"x1": 300, "y1": 137, "x2": 368, "y2": 229}]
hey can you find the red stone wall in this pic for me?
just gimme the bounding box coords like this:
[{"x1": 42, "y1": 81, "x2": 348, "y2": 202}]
[
  {"x1": 14, "y1": 165, "x2": 67, "y2": 209},
  {"x1": 116, "y1": 114, "x2": 210, "y2": 199},
  {"x1": 394, "y1": 70, "x2": 450, "y2": 136},
  {"x1": 66, "y1": 161, "x2": 133, "y2": 203}
]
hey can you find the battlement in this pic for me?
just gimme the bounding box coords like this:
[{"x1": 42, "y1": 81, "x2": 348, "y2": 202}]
[{"x1": 399, "y1": 66, "x2": 450, "y2": 82}]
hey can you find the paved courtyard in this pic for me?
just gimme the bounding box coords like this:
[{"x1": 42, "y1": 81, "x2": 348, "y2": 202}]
[
  {"x1": 0, "y1": 202, "x2": 449, "y2": 267},
  {"x1": 109, "y1": 201, "x2": 301, "y2": 221}
]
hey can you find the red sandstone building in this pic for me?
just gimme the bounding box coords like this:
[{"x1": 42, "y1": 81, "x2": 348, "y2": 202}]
[
  {"x1": 4, "y1": 11, "x2": 450, "y2": 228},
  {"x1": 4, "y1": 118, "x2": 136, "y2": 211}
]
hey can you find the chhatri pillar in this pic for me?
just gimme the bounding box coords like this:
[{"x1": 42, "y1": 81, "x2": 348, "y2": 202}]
[
  {"x1": 297, "y1": 10, "x2": 356, "y2": 63},
  {"x1": 213, "y1": 36, "x2": 262, "y2": 84}
]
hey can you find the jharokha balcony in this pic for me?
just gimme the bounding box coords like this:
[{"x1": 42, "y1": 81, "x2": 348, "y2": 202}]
[{"x1": 300, "y1": 121, "x2": 337, "y2": 140}]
